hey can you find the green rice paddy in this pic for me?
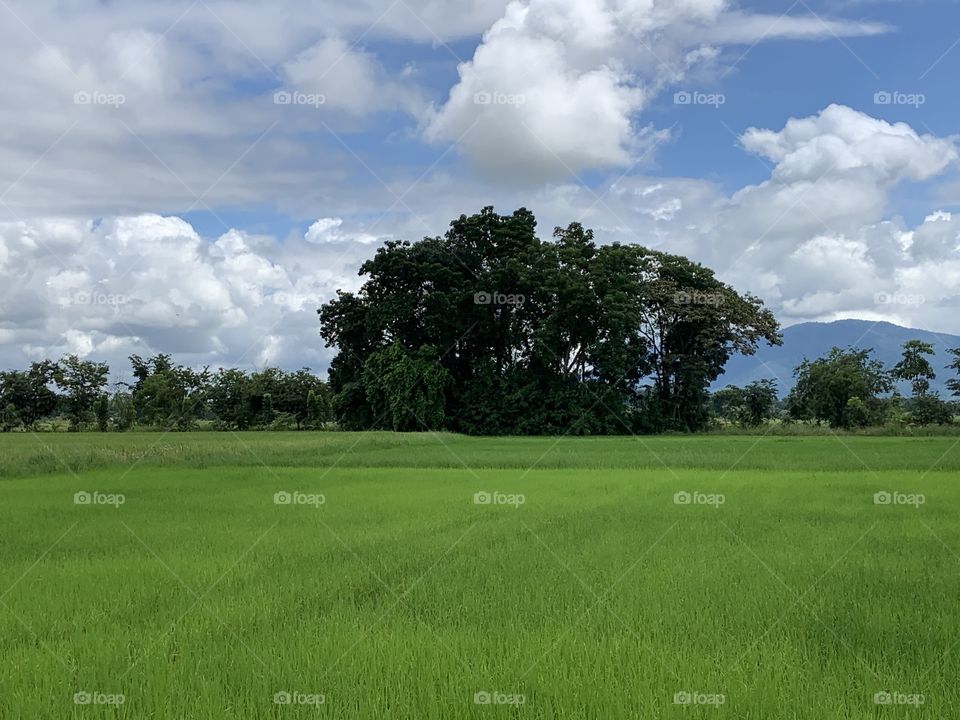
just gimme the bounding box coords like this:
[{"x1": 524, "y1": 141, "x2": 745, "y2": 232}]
[{"x1": 1, "y1": 432, "x2": 958, "y2": 718}]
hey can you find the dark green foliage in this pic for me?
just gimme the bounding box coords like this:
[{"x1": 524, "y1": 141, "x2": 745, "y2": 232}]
[
  {"x1": 261, "y1": 368, "x2": 328, "y2": 430},
  {"x1": 129, "y1": 354, "x2": 210, "y2": 430},
  {"x1": 892, "y1": 340, "x2": 936, "y2": 397},
  {"x1": 1, "y1": 402, "x2": 18, "y2": 432},
  {"x1": 843, "y1": 396, "x2": 871, "y2": 428},
  {"x1": 0, "y1": 356, "x2": 331, "y2": 432},
  {"x1": 319, "y1": 207, "x2": 781, "y2": 435},
  {"x1": 362, "y1": 344, "x2": 450, "y2": 431},
  {"x1": 946, "y1": 348, "x2": 960, "y2": 398},
  {"x1": 788, "y1": 347, "x2": 892, "y2": 428},
  {"x1": 306, "y1": 389, "x2": 330, "y2": 429},
  {"x1": 111, "y1": 392, "x2": 136, "y2": 432},
  {"x1": 741, "y1": 380, "x2": 779, "y2": 426},
  {"x1": 207, "y1": 368, "x2": 254, "y2": 429},
  {"x1": 0, "y1": 361, "x2": 59, "y2": 428},
  {"x1": 888, "y1": 340, "x2": 955, "y2": 426},
  {"x1": 53, "y1": 355, "x2": 110, "y2": 430},
  {"x1": 904, "y1": 394, "x2": 955, "y2": 426},
  {"x1": 781, "y1": 341, "x2": 956, "y2": 429},
  {"x1": 712, "y1": 380, "x2": 779, "y2": 426},
  {"x1": 95, "y1": 394, "x2": 110, "y2": 432},
  {"x1": 711, "y1": 386, "x2": 745, "y2": 423},
  {"x1": 205, "y1": 366, "x2": 331, "y2": 430}
]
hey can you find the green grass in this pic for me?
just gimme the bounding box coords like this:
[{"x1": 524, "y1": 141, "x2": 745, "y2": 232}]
[
  {"x1": 4, "y1": 431, "x2": 960, "y2": 478},
  {"x1": 1, "y1": 432, "x2": 959, "y2": 718}
]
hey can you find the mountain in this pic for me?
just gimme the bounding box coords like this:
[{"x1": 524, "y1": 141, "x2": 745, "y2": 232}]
[{"x1": 716, "y1": 320, "x2": 960, "y2": 396}]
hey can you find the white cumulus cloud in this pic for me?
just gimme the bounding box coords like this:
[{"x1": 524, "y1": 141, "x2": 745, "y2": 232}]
[{"x1": 426, "y1": 0, "x2": 891, "y2": 183}]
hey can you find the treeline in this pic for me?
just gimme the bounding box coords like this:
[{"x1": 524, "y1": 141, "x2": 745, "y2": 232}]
[
  {"x1": 320, "y1": 206, "x2": 781, "y2": 435},
  {"x1": 4, "y1": 342, "x2": 957, "y2": 434},
  {"x1": 316, "y1": 206, "x2": 960, "y2": 435},
  {"x1": 8, "y1": 202, "x2": 956, "y2": 435},
  {"x1": 0, "y1": 354, "x2": 332, "y2": 432},
  {"x1": 713, "y1": 341, "x2": 960, "y2": 429}
]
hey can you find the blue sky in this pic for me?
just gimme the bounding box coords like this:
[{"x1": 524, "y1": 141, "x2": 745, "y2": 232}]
[
  {"x1": 183, "y1": 0, "x2": 960, "y2": 235},
  {"x1": 1, "y1": 0, "x2": 959, "y2": 374}
]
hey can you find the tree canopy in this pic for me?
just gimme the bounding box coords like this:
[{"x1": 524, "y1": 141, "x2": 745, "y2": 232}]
[
  {"x1": 319, "y1": 207, "x2": 782, "y2": 434},
  {"x1": 892, "y1": 340, "x2": 936, "y2": 397},
  {"x1": 0, "y1": 354, "x2": 331, "y2": 432},
  {"x1": 788, "y1": 347, "x2": 893, "y2": 428}
]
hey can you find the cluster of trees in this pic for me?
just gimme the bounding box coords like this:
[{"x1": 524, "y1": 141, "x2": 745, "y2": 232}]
[
  {"x1": 713, "y1": 341, "x2": 960, "y2": 429},
  {"x1": 789, "y1": 341, "x2": 960, "y2": 428},
  {"x1": 6, "y1": 205, "x2": 953, "y2": 436},
  {"x1": 0, "y1": 356, "x2": 108, "y2": 432},
  {"x1": 0, "y1": 354, "x2": 331, "y2": 432},
  {"x1": 319, "y1": 207, "x2": 781, "y2": 435},
  {"x1": 711, "y1": 380, "x2": 780, "y2": 427}
]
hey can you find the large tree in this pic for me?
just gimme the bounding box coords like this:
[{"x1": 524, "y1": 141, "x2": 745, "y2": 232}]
[
  {"x1": 362, "y1": 343, "x2": 450, "y2": 431},
  {"x1": 128, "y1": 354, "x2": 210, "y2": 429},
  {"x1": 0, "y1": 361, "x2": 59, "y2": 428},
  {"x1": 712, "y1": 380, "x2": 779, "y2": 427},
  {"x1": 54, "y1": 355, "x2": 110, "y2": 430},
  {"x1": 741, "y1": 380, "x2": 780, "y2": 426},
  {"x1": 276, "y1": 369, "x2": 330, "y2": 430},
  {"x1": 319, "y1": 207, "x2": 781, "y2": 434},
  {"x1": 892, "y1": 340, "x2": 936, "y2": 397},
  {"x1": 946, "y1": 348, "x2": 960, "y2": 398},
  {"x1": 207, "y1": 368, "x2": 254, "y2": 429},
  {"x1": 626, "y1": 247, "x2": 780, "y2": 430},
  {"x1": 788, "y1": 347, "x2": 892, "y2": 428},
  {"x1": 892, "y1": 341, "x2": 953, "y2": 426}
]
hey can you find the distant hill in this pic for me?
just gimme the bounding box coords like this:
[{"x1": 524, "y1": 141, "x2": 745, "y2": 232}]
[{"x1": 716, "y1": 320, "x2": 960, "y2": 396}]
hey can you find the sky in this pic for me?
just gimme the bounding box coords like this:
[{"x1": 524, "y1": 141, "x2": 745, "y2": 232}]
[{"x1": 1, "y1": 0, "x2": 959, "y2": 379}]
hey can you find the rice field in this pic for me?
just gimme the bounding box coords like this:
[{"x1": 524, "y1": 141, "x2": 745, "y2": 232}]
[{"x1": 1, "y1": 432, "x2": 959, "y2": 718}]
